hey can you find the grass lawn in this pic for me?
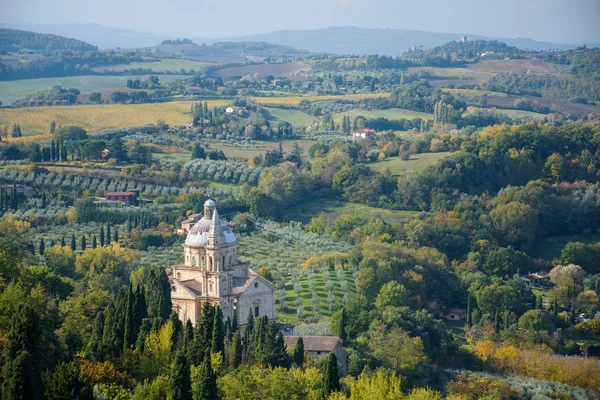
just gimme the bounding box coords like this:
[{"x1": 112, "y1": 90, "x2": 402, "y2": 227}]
[
  {"x1": 495, "y1": 109, "x2": 547, "y2": 120},
  {"x1": 288, "y1": 196, "x2": 416, "y2": 225},
  {"x1": 263, "y1": 107, "x2": 316, "y2": 126},
  {"x1": 333, "y1": 107, "x2": 433, "y2": 123},
  {"x1": 368, "y1": 152, "x2": 453, "y2": 176},
  {"x1": 444, "y1": 319, "x2": 468, "y2": 345},
  {"x1": 529, "y1": 234, "x2": 600, "y2": 261},
  {"x1": 0, "y1": 75, "x2": 184, "y2": 105},
  {"x1": 278, "y1": 268, "x2": 356, "y2": 325},
  {"x1": 93, "y1": 59, "x2": 216, "y2": 73}
]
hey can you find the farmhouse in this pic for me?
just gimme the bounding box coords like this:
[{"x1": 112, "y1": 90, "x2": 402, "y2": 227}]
[
  {"x1": 521, "y1": 272, "x2": 551, "y2": 286},
  {"x1": 168, "y1": 199, "x2": 275, "y2": 327},
  {"x1": 353, "y1": 128, "x2": 377, "y2": 139},
  {"x1": 283, "y1": 336, "x2": 347, "y2": 375},
  {"x1": 184, "y1": 87, "x2": 203, "y2": 96},
  {"x1": 104, "y1": 191, "x2": 135, "y2": 205},
  {"x1": 2, "y1": 184, "x2": 33, "y2": 198},
  {"x1": 439, "y1": 308, "x2": 467, "y2": 321},
  {"x1": 179, "y1": 213, "x2": 202, "y2": 234},
  {"x1": 225, "y1": 106, "x2": 244, "y2": 114}
]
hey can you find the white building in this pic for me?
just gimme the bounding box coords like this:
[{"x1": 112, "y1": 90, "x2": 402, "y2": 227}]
[{"x1": 168, "y1": 199, "x2": 275, "y2": 327}]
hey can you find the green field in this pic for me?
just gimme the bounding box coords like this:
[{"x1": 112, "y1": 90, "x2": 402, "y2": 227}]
[
  {"x1": 495, "y1": 109, "x2": 547, "y2": 120},
  {"x1": 529, "y1": 234, "x2": 600, "y2": 261},
  {"x1": 368, "y1": 152, "x2": 453, "y2": 176},
  {"x1": 263, "y1": 107, "x2": 316, "y2": 126},
  {"x1": 288, "y1": 196, "x2": 416, "y2": 225},
  {"x1": 0, "y1": 75, "x2": 184, "y2": 105},
  {"x1": 93, "y1": 59, "x2": 216, "y2": 73},
  {"x1": 333, "y1": 108, "x2": 433, "y2": 123}
]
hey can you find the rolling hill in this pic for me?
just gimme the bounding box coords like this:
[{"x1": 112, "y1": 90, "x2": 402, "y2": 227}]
[
  {"x1": 143, "y1": 42, "x2": 245, "y2": 63},
  {"x1": 0, "y1": 28, "x2": 98, "y2": 52}
]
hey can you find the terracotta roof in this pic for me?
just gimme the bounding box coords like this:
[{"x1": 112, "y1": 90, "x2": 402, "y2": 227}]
[
  {"x1": 528, "y1": 272, "x2": 550, "y2": 279},
  {"x1": 283, "y1": 336, "x2": 341, "y2": 352},
  {"x1": 105, "y1": 191, "x2": 135, "y2": 196},
  {"x1": 180, "y1": 279, "x2": 203, "y2": 296}
]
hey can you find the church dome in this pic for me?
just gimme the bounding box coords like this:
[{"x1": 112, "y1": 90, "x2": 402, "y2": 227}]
[{"x1": 185, "y1": 202, "x2": 236, "y2": 246}]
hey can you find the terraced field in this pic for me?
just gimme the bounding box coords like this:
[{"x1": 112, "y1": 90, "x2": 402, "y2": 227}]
[{"x1": 332, "y1": 107, "x2": 433, "y2": 123}]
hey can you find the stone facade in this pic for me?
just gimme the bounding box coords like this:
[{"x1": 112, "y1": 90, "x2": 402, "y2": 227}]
[{"x1": 168, "y1": 199, "x2": 275, "y2": 327}]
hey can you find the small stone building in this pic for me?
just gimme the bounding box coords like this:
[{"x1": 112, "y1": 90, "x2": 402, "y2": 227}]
[
  {"x1": 283, "y1": 336, "x2": 347, "y2": 375},
  {"x1": 104, "y1": 191, "x2": 135, "y2": 205},
  {"x1": 179, "y1": 213, "x2": 202, "y2": 234}
]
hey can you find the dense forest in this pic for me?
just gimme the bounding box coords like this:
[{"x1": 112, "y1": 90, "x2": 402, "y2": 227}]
[{"x1": 0, "y1": 28, "x2": 98, "y2": 52}]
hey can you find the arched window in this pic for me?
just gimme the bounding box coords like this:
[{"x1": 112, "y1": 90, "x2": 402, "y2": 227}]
[
  {"x1": 209, "y1": 256, "x2": 213, "y2": 271},
  {"x1": 201, "y1": 256, "x2": 205, "y2": 267},
  {"x1": 177, "y1": 272, "x2": 181, "y2": 280},
  {"x1": 222, "y1": 256, "x2": 226, "y2": 268},
  {"x1": 191, "y1": 256, "x2": 197, "y2": 266},
  {"x1": 229, "y1": 255, "x2": 232, "y2": 265}
]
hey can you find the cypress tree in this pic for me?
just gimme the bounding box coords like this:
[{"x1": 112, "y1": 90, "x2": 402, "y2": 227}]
[
  {"x1": 114, "y1": 228, "x2": 119, "y2": 245},
  {"x1": 192, "y1": 357, "x2": 217, "y2": 400},
  {"x1": 322, "y1": 353, "x2": 339, "y2": 398},
  {"x1": 169, "y1": 351, "x2": 192, "y2": 400},
  {"x1": 70, "y1": 234, "x2": 76, "y2": 251},
  {"x1": 183, "y1": 319, "x2": 194, "y2": 350},
  {"x1": 100, "y1": 226, "x2": 105, "y2": 246},
  {"x1": 228, "y1": 330, "x2": 242, "y2": 370},
  {"x1": 293, "y1": 336, "x2": 305, "y2": 367},
  {"x1": 41, "y1": 192, "x2": 47, "y2": 209},
  {"x1": 81, "y1": 236, "x2": 86, "y2": 251},
  {"x1": 106, "y1": 222, "x2": 111, "y2": 243},
  {"x1": 86, "y1": 311, "x2": 105, "y2": 362},
  {"x1": 494, "y1": 311, "x2": 501, "y2": 333},
  {"x1": 39, "y1": 238, "x2": 45, "y2": 255},
  {"x1": 466, "y1": 295, "x2": 472, "y2": 327},
  {"x1": 123, "y1": 284, "x2": 136, "y2": 349},
  {"x1": 170, "y1": 312, "x2": 183, "y2": 351},
  {"x1": 50, "y1": 239, "x2": 55, "y2": 248},
  {"x1": 231, "y1": 312, "x2": 238, "y2": 333},
  {"x1": 60, "y1": 236, "x2": 65, "y2": 247},
  {"x1": 339, "y1": 308, "x2": 347, "y2": 342},
  {"x1": 147, "y1": 268, "x2": 172, "y2": 320},
  {"x1": 211, "y1": 306, "x2": 224, "y2": 357},
  {"x1": 136, "y1": 318, "x2": 152, "y2": 350},
  {"x1": 92, "y1": 236, "x2": 97, "y2": 249},
  {"x1": 273, "y1": 331, "x2": 289, "y2": 368},
  {"x1": 1, "y1": 304, "x2": 45, "y2": 400},
  {"x1": 11, "y1": 183, "x2": 17, "y2": 210}
]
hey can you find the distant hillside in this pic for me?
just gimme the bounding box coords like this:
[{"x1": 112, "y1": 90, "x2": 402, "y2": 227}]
[
  {"x1": 0, "y1": 28, "x2": 98, "y2": 52},
  {"x1": 0, "y1": 23, "x2": 168, "y2": 49},
  {"x1": 212, "y1": 41, "x2": 312, "y2": 59},
  {"x1": 227, "y1": 26, "x2": 592, "y2": 55},
  {"x1": 403, "y1": 40, "x2": 525, "y2": 61},
  {"x1": 145, "y1": 42, "x2": 245, "y2": 63}
]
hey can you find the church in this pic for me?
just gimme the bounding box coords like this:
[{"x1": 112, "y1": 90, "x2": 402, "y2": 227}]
[{"x1": 167, "y1": 199, "x2": 275, "y2": 327}]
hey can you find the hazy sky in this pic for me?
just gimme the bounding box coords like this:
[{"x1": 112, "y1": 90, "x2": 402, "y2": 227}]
[{"x1": 3, "y1": 0, "x2": 600, "y2": 43}]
